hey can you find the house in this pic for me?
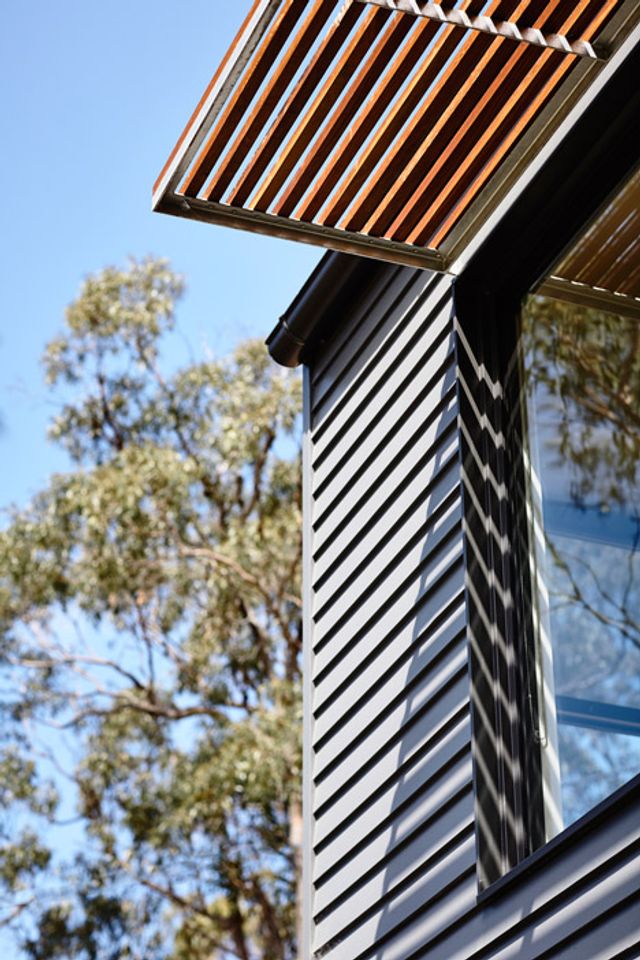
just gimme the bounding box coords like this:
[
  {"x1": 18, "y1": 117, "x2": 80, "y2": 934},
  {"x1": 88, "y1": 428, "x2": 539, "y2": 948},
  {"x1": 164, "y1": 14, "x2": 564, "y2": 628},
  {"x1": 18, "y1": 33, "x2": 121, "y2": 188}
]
[{"x1": 155, "y1": 2, "x2": 640, "y2": 957}]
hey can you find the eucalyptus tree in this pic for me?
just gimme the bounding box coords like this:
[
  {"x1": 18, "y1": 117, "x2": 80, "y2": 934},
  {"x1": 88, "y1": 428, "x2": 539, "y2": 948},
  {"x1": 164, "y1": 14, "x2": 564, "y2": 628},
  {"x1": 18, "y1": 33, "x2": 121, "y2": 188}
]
[{"x1": 0, "y1": 259, "x2": 302, "y2": 959}]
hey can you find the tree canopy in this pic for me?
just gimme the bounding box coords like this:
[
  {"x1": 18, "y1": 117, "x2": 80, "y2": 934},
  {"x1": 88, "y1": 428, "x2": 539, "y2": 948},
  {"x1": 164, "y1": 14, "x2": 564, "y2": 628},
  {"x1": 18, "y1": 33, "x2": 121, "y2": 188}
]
[{"x1": 0, "y1": 258, "x2": 303, "y2": 959}]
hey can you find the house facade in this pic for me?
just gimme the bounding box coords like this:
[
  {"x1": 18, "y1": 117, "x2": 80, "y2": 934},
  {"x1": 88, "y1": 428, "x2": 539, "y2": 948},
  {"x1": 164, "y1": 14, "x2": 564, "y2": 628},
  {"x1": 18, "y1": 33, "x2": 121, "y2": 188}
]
[{"x1": 156, "y1": 3, "x2": 640, "y2": 956}]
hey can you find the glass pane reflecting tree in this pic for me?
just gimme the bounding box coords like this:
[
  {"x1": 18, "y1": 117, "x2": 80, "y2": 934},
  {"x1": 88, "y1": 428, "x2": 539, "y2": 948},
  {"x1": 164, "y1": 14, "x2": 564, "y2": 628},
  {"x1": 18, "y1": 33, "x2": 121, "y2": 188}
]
[{"x1": 521, "y1": 294, "x2": 640, "y2": 836}]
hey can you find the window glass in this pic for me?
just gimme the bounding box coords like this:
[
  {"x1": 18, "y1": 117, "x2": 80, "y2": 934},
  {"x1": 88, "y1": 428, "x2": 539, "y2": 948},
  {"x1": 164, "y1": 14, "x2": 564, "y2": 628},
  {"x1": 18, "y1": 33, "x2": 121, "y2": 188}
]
[{"x1": 520, "y1": 166, "x2": 640, "y2": 841}]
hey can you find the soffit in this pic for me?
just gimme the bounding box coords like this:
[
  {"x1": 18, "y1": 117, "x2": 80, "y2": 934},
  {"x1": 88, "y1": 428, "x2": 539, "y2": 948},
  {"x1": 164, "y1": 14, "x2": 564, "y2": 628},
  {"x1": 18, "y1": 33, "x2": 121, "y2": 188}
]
[
  {"x1": 153, "y1": 0, "x2": 638, "y2": 271},
  {"x1": 554, "y1": 164, "x2": 640, "y2": 300}
]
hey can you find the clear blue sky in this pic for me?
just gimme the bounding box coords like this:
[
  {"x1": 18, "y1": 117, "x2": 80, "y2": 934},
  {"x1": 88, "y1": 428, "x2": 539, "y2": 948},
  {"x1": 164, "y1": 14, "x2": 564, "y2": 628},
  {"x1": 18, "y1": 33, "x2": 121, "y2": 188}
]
[{"x1": 0, "y1": 1, "x2": 320, "y2": 509}]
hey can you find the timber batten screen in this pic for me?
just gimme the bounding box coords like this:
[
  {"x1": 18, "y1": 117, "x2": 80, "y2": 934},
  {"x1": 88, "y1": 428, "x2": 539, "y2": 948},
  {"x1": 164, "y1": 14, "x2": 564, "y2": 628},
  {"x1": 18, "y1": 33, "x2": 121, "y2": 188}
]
[{"x1": 153, "y1": 0, "x2": 635, "y2": 269}]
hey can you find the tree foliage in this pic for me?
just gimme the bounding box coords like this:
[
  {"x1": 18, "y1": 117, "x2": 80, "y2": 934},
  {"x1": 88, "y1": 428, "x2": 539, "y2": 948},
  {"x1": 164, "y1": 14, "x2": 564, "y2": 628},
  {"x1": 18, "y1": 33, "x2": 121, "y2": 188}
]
[
  {"x1": 0, "y1": 259, "x2": 303, "y2": 959},
  {"x1": 522, "y1": 295, "x2": 640, "y2": 508}
]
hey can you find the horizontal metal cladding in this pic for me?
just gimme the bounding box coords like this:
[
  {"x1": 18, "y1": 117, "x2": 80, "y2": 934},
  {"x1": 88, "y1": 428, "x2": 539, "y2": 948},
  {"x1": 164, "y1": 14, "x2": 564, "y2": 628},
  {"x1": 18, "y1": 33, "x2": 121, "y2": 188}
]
[
  {"x1": 313, "y1": 642, "x2": 469, "y2": 801},
  {"x1": 304, "y1": 259, "x2": 640, "y2": 959},
  {"x1": 312, "y1": 523, "x2": 464, "y2": 687},
  {"x1": 307, "y1": 266, "x2": 475, "y2": 959},
  {"x1": 154, "y1": 0, "x2": 634, "y2": 269},
  {"x1": 312, "y1": 452, "x2": 461, "y2": 622},
  {"x1": 312, "y1": 592, "x2": 466, "y2": 751},
  {"x1": 311, "y1": 270, "x2": 452, "y2": 434},
  {"x1": 399, "y1": 799, "x2": 640, "y2": 960},
  {"x1": 311, "y1": 300, "x2": 455, "y2": 493}
]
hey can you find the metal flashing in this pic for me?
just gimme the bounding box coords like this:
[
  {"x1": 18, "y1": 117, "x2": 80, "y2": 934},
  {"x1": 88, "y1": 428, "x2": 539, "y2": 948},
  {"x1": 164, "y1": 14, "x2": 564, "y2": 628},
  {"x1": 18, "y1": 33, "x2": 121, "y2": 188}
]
[
  {"x1": 356, "y1": 0, "x2": 608, "y2": 59},
  {"x1": 539, "y1": 278, "x2": 640, "y2": 320}
]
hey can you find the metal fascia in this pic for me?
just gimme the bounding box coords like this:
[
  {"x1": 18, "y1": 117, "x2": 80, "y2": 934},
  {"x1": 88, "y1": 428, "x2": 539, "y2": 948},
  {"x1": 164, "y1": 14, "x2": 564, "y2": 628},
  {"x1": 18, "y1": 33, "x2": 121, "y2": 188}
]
[{"x1": 157, "y1": 193, "x2": 447, "y2": 271}]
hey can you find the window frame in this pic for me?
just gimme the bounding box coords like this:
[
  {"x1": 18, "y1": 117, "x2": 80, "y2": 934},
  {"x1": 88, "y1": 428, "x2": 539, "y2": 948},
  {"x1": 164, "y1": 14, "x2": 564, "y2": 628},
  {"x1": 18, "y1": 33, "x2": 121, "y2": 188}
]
[{"x1": 453, "y1": 38, "x2": 640, "y2": 892}]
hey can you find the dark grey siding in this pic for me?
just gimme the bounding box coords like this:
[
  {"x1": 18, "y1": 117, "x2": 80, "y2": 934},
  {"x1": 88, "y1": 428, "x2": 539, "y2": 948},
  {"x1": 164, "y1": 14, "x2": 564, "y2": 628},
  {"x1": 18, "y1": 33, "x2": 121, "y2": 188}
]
[{"x1": 303, "y1": 263, "x2": 640, "y2": 960}]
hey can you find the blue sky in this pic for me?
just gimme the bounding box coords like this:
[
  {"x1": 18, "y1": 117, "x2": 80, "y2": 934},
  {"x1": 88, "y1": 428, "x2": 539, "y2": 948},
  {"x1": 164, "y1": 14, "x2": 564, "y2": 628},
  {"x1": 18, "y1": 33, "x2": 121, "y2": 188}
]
[{"x1": 0, "y1": 1, "x2": 319, "y2": 509}]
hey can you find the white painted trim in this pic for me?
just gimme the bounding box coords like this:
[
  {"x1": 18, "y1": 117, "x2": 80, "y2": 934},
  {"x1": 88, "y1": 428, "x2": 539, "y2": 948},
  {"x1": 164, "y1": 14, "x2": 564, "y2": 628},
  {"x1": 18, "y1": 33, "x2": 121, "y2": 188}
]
[{"x1": 302, "y1": 365, "x2": 315, "y2": 960}]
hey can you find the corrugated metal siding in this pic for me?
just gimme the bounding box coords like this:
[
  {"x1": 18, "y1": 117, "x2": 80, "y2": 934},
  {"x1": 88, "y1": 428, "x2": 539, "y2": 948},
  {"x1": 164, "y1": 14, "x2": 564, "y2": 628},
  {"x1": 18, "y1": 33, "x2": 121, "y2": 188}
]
[
  {"x1": 304, "y1": 264, "x2": 640, "y2": 960},
  {"x1": 306, "y1": 264, "x2": 474, "y2": 960}
]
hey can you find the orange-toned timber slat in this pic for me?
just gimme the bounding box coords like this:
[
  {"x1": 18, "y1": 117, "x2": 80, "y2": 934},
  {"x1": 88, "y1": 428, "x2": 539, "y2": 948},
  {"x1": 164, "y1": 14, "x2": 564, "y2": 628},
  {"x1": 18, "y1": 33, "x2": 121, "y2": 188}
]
[
  {"x1": 555, "y1": 167, "x2": 640, "y2": 297},
  {"x1": 427, "y1": 0, "x2": 620, "y2": 246},
  {"x1": 557, "y1": 171, "x2": 637, "y2": 278},
  {"x1": 320, "y1": 0, "x2": 491, "y2": 227},
  {"x1": 382, "y1": 0, "x2": 568, "y2": 241},
  {"x1": 250, "y1": 4, "x2": 390, "y2": 211},
  {"x1": 339, "y1": 0, "x2": 528, "y2": 232},
  {"x1": 573, "y1": 225, "x2": 640, "y2": 291},
  {"x1": 203, "y1": 0, "x2": 337, "y2": 202},
  {"x1": 226, "y1": 1, "x2": 366, "y2": 207},
  {"x1": 273, "y1": 9, "x2": 415, "y2": 218},
  {"x1": 560, "y1": 178, "x2": 637, "y2": 280},
  {"x1": 600, "y1": 233, "x2": 640, "y2": 294},
  {"x1": 182, "y1": 0, "x2": 306, "y2": 198},
  {"x1": 155, "y1": 0, "x2": 629, "y2": 269},
  {"x1": 294, "y1": 13, "x2": 440, "y2": 222},
  {"x1": 298, "y1": 1, "x2": 498, "y2": 222},
  {"x1": 153, "y1": 0, "x2": 266, "y2": 196},
  {"x1": 365, "y1": 9, "x2": 543, "y2": 237}
]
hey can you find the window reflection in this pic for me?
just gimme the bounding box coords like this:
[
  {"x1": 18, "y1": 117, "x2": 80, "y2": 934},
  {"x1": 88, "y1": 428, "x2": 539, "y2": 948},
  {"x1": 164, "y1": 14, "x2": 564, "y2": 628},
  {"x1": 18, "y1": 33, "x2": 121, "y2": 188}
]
[{"x1": 521, "y1": 293, "x2": 640, "y2": 837}]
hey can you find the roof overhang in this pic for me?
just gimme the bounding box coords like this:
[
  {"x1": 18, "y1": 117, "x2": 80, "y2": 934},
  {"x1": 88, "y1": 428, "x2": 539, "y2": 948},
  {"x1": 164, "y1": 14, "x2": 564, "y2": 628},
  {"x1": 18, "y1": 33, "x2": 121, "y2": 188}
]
[{"x1": 154, "y1": 0, "x2": 639, "y2": 273}]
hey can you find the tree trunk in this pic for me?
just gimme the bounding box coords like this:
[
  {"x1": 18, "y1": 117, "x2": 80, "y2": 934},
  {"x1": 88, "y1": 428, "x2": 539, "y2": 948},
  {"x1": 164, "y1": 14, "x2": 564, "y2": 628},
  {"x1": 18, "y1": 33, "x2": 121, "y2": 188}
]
[{"x1": 289, "y1": 793, "x2": 304, "y2": 958}]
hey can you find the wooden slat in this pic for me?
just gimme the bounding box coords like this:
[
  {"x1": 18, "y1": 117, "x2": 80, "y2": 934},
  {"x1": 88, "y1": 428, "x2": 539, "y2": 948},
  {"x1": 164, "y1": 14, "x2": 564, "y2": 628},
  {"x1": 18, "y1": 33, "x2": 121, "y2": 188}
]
[
  {"x1": 412, "y1": 0, "x2": 617, "y2": 245},
  {"x1": 371, "y1": 28, "x2": 542, "y2": 238},
  {"x1": 320, "y1": 0, "x2": 492, "y2": 228},
  {"x1": 558, "y1": 168, "x2": 640, "y2": 280},
  {"x1": 228, "y1": 2, "x2": 366, "y2": 208},
  {"x1": 425, "y1": 0, "x2": 621, "y2": 246},
  {"x1": 273, "y1": 9, "x2": 416, "y2": 218},
  {"x1": 181, "y1": 0, "x2": 306, "y2": 198},
  {"x1": 377, "y1": 0, "x2": 567, "y2": 240},
  {"x1": 203, "y1": 0, "x2": 337, "y2": 202},
  {"x1": 250, "y1": 5, "x2": 391, "y2": 212},
  {"x1": 598, "y1": 236, "x2": 640, "y2": 295},
  {"x1": 562, "y1": 218, "x2": 639, "y2": 288},
  {"x1": 153, "y1": 0, "x2": 268, "y2": 196},
  {"x1": 338, "y1": 0, "x2": 527, "y2": 233},
  {"x1": 156, "y1": 0, "x2": 630, "y2": 268},
  {"x1": 296, "y1": 13, "x2": 441, "y2": 222},
  {"x1": 555, "y1": 165, "x2": 640, "y2": 297}
]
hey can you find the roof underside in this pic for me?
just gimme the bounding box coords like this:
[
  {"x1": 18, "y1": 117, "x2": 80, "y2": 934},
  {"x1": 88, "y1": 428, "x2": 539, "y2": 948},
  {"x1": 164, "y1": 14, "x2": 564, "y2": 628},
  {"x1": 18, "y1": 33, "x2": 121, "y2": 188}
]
[
  {"x1": 154, "y1": 0, "x2": 638, "y2": 271},
  {"x1": 555, "y1": 163, "x2": 640, "y2": 298}
]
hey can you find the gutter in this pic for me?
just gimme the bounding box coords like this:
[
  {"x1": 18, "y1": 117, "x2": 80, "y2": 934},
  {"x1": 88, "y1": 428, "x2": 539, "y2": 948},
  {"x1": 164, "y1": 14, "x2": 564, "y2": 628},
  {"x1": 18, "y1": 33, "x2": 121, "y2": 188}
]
[{"x1": 266, "y1": 251, "x2": 389, "y2": 367}]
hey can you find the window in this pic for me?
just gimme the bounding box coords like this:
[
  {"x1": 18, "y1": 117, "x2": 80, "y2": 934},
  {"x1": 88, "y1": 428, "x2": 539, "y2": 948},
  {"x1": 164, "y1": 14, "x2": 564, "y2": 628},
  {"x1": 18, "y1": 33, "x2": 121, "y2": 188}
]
[
  {"x1": 454, "y1": 55, "x2": 640, "y2": 888},
  {"x1": 519, "y1": 164, "x2": 640, "y2": 843}
]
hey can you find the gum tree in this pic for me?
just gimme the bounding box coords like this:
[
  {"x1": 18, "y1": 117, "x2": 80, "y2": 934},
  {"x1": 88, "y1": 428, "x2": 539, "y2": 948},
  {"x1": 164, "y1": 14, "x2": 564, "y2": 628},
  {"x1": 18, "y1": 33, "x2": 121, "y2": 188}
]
[{"x1": 0, "y1": 259, "x2": 302, "y2": 959}]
